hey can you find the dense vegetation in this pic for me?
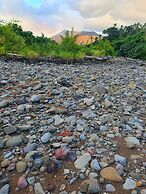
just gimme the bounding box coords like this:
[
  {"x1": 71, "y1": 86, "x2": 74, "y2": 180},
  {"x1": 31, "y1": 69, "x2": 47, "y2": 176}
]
[
  {"x1": 0, "y1": 21, "x2": 145, "y2": 60},
  {"x1": 0, "y1": 21, "x2": 115, "y2": 59},
  {"x1": 103, "y1": 23, "x2": 146, "y2": 60}
]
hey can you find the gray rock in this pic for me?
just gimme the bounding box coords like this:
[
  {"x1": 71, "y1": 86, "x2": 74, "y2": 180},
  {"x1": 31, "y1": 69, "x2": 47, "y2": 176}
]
[
  {"x1": 74, "y1": 153, "x2": 91, "y2": 169},
  {"x1": 123, "y1": 178, "x2": 136, "y2": 190},
  {"x1": 0, "y1": 100, "x2": 10, "y2": 108},
  {"x1": 6, "y1": 135, "x2": 23, "y2": 147},
  {"x1": 114, "y1": 154, "x2": 127, "y2": 166},
  {"x1": 83, "y1": 110, "x2": 96, "y2": 119},
  {"x1": 140, "y1": 189, "x2": 146, "y2": 194},
  {"x1": 41, "y1": 132, "x2": 50, "y2": 143},
  {"x1": 88, "y1": 172, "x2": 98, "y2": 179},
  {"x1": 125, "y1": 137, "x2": 140, "y2": 148},
  {"x1": 106, "y1": 184, "x2": 116, "y2": 192},
  {"x1": 80, "y1": 179, "x2": 100, "y2": 193},
  {"x1": 27, "y1": 177, "x2": 35, "y2": 185},
  {"x1": 0, "y1": 139, "x2": 5, "y2": 149},
  {"x1": 30, "y1": 94, "x2": 42, "y2": 102},
  {"x1": 90, "y1": 159, "x2": 101, "y2": 171},
  {"x1": 34, "y1": 182, "x2": 45, "y2": 194},
  {"x1": 3, "y1": 124, "x2": 17, "y2": 135},
  {"x1": 0, "y1": 184, "x2": 9, "y2": 194},
  {"x1": 54, "y1": 115, "x2": 64, "y2": 126},
  {"x1": 16, "y1": 161, "x2": 27, "y2": 173},
  {"x1": 100, "y1": 125, "x2": 108, "y2": 131},
  {"x1": 116, "y1": 163, "x2": 125, "y2": 175}
]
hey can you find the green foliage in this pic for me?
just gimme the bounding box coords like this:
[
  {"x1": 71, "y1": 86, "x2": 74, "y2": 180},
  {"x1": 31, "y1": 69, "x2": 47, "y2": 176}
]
[
  {"x1": 0, "y1": 22, "x2": 25, "y2": 54},
  {"x1": 0, "y1": 21, "x2": 115, "y2": 59},
  {"x1": 103, "y1": 23, "x2": 146, "y2": 60}
]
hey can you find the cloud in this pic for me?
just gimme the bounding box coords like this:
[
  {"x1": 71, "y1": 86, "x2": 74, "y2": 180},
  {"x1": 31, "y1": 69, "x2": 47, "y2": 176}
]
[{"x1": 0, "y1": 0, "x2": 145, "y2": 36}]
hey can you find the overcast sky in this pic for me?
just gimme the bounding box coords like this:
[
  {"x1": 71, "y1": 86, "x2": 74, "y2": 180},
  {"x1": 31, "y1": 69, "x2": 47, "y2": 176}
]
[{"x1": 0, "y1": 0, "x2": 146, "y2": 37}]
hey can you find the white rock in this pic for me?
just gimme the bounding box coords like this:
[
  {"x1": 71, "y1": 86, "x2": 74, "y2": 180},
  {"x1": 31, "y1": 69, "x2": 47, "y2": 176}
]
[
  {"x1": 41, "y1": 132, "x2": 50, "y2": 143},
  {"x1": 84, "y1": 97, "x2": 94, "y2": 106},
  {"x1": 74, "y1": 153, "x2": 91, "y2": 169},
  {"x1": 125, "y1": 137, "x2": 140, "y2": 148},
  {"x1": 54, "y1": 115, "x2": 64, "y2": 126},
  {"x1": 34, "y1": 182, "x2": 45, "y2": 194},
  {"x1": 123, "y1": 178, "x2": 136, "y2": 190}
]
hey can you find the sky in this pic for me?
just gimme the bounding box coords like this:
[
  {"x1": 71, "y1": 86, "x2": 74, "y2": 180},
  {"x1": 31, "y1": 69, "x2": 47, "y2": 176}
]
[{"x1": 0, "y1": 0, "x2": 146, "y2": 37}]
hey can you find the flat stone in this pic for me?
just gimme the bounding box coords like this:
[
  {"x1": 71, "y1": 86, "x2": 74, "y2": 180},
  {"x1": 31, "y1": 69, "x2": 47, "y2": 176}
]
[
  {"x1": 74, "y1": 153, "x2": 91, "y2": 169},
  {"x1": 30, "y1": 94, "x2": 42, "y2": 102},
  {"x1": 123, "y1": 178, "x2": 136, "y2": 190},
  {"x1": 16, "y1": 161, "x2": 27, "y2": 173},
  {"x1": 41, "y1": 132, "x2": 50, "y2": 143},
  {"x1": 0, "y1": 100, "x2": 10, "y2": 108},
  {"x1": 34, "y1": 182, "x2": 45, "y2": 194},
  {"x1": 1, "y1": 160, "x2": 10, "y2": 168},
  {"x1": 54, "y1": 115, "x2": 64, "y2": 126},
  {"x1": 3, "y1": 124, "x2": 17, "y2": 135},
  {"x1": 0, "y1": 184, "x2": 9, "y2": 194},
  {"x1": 6, "y1": 135, "x2": 23, "y2": 147},
  {"x1": 114, "y1": 154, "x2": 127, "y2": 166},
  {"x1": 106, "y1": 184, "x2": 116, "y2": 192},
  {"x1": 90, "y1": 159, "x2": 101, "y2": 171},
  {"x1": 125, "y1": 137, "x2": 140, "y2": 148},
  {"x1": 17, "y1": 176, "x2": 28, "y2": 189},
  {"x1": 100, "y1": 167, "x2": 122, "y2": 182},
  {"x1": 80, "y1": 179, "x2": 100, "y2": 193}
]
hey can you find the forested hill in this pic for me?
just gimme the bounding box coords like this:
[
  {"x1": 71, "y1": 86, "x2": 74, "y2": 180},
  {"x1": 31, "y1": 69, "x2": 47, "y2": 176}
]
[
  {"x1": 0, "y1": 21, "x2": 146, "y2": 60},
  {"x1": 103, "y1": 23, "x2": 146, "y2": 60}
]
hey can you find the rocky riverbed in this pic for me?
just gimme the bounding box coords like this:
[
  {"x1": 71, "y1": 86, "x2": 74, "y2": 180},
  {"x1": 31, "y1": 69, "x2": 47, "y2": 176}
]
[{"x1": 0, "y1": 57, "x2": 146, "y2": 194}]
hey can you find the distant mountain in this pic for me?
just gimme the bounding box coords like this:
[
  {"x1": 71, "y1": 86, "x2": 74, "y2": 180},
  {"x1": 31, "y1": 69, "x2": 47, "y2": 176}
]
[{"x1": 51, "y1": 30, "x2": 101, "y2": 45}]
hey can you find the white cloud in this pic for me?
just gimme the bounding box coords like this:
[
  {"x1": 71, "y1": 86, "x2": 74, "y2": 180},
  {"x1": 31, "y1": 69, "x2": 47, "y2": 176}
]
[{"x1": 0, "y1": 0, "x2": 145, "y2": 36}]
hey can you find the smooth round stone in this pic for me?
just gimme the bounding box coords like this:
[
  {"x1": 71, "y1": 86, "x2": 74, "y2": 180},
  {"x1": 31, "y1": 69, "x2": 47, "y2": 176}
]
[
  {"x1": 34, "y1": 158, "x2": 43, "y2": 168},
  {"x1": 89, "y1": 134, "x2": 99, "y2": 142},
  {"x1": 100, "y1": 167, "x2": 122, "y2": 182},
  {"x1": 41, "y1": 132, "x2": 50, "y2": 143},
  {"x1": 90, "y1": 159, "x2": 101, "y2": 171},
  {"x1": 30, "y1": 94, "x2": 42, "y2": 102},
  {"x1": 0, "y1": 100, "x2": 9, "y2": 108},
  {"x1": 106, "y1": 184, "x2": 116, "y2": 192},
  {"x1": 125, "y1": 137, "x2": 140, "y2": 148},
  {"x1": 107, "y1": 134, "x2": 115, "y2": 138},
  {"x1": 88, "y1": 172, "x2": 98, "y2": 179},
  {"x1": 23, "y1": 143, "x2": 36, "y2": 153},
  {"x1": 3, "y1": 124, "x2": 17, "y2": 135},
  {"x1": 123, "y1": 178, "x2": 136, "y2": 190},
  {"x1": 52, "y1": 143, "x2": 61, "y2": 148},
  {"x1": 54, "y1": 115, "x2": 64, "y2": 126},
  {"x1": 17, "y1": 176, "x2": 28, "y2": 189},
  {"x1": 6, "y1": 136, "x2": 23, "y2": 147},
  {"x1": 1, "y1": 160, "x2": 10, "y2": 168},
  {"x1": 100, "y1": 126, "x2": 108, "y2": 131},
  {"x1": 16, "y1": 161, "x2": 27, "y2": 173}
]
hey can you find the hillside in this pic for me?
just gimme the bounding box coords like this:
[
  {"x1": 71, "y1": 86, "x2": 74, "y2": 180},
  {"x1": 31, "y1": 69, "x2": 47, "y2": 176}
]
[
  {"x1": 0, "y1": 56, "x2": 146, "y2": 194},
  {"x1": 51, "y1": 30, "x2": 101, "y2": 44}
]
